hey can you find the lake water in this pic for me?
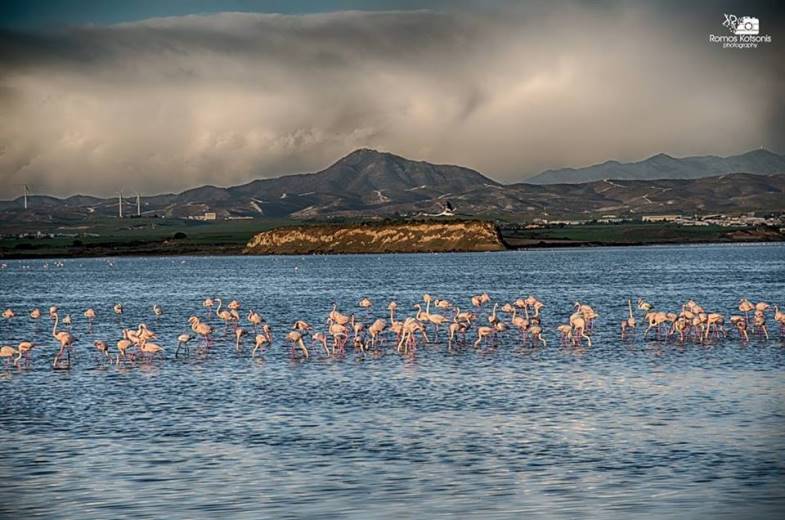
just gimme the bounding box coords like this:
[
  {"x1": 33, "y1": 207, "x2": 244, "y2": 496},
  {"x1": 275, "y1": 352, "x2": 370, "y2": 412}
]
[{"x1": 1, "y1": 244, "x2": 784, "y2": 519}]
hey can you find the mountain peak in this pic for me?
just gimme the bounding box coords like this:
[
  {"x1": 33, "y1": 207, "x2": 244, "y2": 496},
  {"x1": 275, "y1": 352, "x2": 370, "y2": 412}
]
[
  {"x1": 738, "y1": 148, "x2": 778, "y2": 158},
  {"x1": 336, "y1": 148, "x2": 392, "y2": 163},
  {"x1": 646, "y1": 152, "x2": 675, "y2": 161}
]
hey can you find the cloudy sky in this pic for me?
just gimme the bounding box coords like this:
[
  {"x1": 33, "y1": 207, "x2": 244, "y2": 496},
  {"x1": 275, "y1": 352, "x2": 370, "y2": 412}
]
[{"x1": 0, "y1": 1, "x2": 783, "y2": 198}]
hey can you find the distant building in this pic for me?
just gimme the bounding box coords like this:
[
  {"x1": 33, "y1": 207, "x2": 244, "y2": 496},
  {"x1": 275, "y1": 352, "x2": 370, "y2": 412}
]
[
  {"x1": 189, "y1": 211, "x2": 218, "y2": 221},
  {"x1": 642, "y1": 215, "x2": 682, "y2": 222}
]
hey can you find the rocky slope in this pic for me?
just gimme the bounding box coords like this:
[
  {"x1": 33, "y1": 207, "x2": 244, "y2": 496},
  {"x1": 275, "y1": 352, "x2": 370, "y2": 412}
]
[{"x1": 243, "y1": 220, "x2": 506, "y2": 255}]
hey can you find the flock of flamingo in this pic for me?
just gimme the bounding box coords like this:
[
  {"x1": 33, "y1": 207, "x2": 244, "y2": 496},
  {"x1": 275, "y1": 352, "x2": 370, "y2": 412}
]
[{"x1": 1, "y1": 294, "x2": 784, "y2": 369}]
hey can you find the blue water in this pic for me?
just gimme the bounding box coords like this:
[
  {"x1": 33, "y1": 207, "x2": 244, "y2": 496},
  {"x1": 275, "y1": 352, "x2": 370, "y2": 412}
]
[{"x1": 1, "y1": 244, "x2": 784, "y2": 519}]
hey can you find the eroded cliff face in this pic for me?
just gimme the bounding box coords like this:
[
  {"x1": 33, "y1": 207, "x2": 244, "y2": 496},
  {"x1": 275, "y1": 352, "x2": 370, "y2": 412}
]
[{"x1": 243, "y1": 220, "x2": 506, "y2": 255}]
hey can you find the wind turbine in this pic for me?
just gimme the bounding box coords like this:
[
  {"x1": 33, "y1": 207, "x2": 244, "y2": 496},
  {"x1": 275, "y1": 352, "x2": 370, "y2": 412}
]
[
  {"x1": 14, "y1": 184, "x2": 30, "y2": 209},
  {"x1": 117, "y1": 190, "x2": 124, "y2": 218},
  {"x1": 135, "y1": 192, "x2": 141, "y2": 217}
]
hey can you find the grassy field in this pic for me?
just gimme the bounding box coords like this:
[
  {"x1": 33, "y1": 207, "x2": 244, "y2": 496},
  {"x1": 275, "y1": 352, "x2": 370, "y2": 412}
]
[
  {"x1": 501, "y1": 222, "x2": 783, "y2": 247},
  {"x1": 0, "y1": 217, "x2": 294, "y2": 258}
]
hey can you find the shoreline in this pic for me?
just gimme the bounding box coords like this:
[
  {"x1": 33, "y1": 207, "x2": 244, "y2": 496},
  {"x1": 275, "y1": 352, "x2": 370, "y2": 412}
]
[{"x1": 1, "y1": 237, "x2": 782, "y2": 260}]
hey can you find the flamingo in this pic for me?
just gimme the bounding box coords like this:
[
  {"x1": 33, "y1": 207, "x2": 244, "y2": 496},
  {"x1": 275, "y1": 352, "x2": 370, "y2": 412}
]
[
  {"x1": 435, "y1": 299, "x2": 451, "y2": 310},
  {"x1": 203, "y1": 297, "x2": 215, "y2": 316},
  {"x1": 113, "y1": 303, "x2": 124, "y2": 318},
  {"x1": 752, "y1": 310, "x2": 769, "y2": 339},
  {"x1": 15, "y1": 341, "x2": 35, "y2": 366},
  {"x1": 247, "y1": 310, "x2": 263, "y2": 331},
  {"x1": 474, "y1": 326, "x2": 495, "y2": 347},
  {"x1": 329, "y1": 304, "x2": 351, "y2": 326},
  {"x1": 2, "y1": 308, "x2": 15, "y2": 320},
  {"x1": 48, "y1": 306, "x2": 58, "y2": 320},
  {"x1": 30, "y1": 308, "x2": 42, "y2": 320},
  {"x1": 422, "y1": 293, "x2": 433, "y2": 313},
  {"x1": 352, "y1": 320, "x2": 365, "y2": 350},
  {"x1": 487, "y1": 303, "x2": 499, "y2": 326},
  {"x1": 261, "y1": 323, "x2": 273, "y2": 344},
  {"x1": 512, "y1": 311, "x2": 530, "y2": 341},
  {"x1": 153, "y1": 304, "x2": 163, "y2": 320},
  {"x1": 704, "y1": 313, "x2": 726, "y2": 341},
  {"x1": 52, "y1": 313, "x2": 76, "y2": 368},
  {"x1": 293, "y1": 320, "x2": 312, "y2": 332},
  {"x1": 447, "y1": 320, "x2": 468, "y2": 349},
  {"x1": 0, "y1": 345, "x2": 21, "y2": 367},
  {"x1": 311, "y1": 332, "x2": 330, "y2": 355},
  {"x1": 116, "y1": 336, "x2": 133, "y2": 365},
  {"x1": 215, "y1": 299, "x2": 235, "y2": 332},
  {"x1": 359, "y1": 297, "x2": 373, "y2": 309},
  {"x1": 529, "y1": 321, "x2": 547, "y2": 346},
  {"x1": 427, "y1": 312, "x2": 447, "y2": 341},
  {"x1": 93, "y1": 340, "x2": 111, "y2": 361},
  {"x1": 637, "y1": 298, "x2": 652, "y2": 312},
  {"x1": 328, "y1": 321, "x2": 349, "y2": 354},
  {"x1": 413, "y1": 304, "x2": 429, "y2": 322},
  {"x1": 84, "y1": 308, "x2": 97, "y2": 332},
  {"x1": 621, "y1": 299, "x2": 637, "y2": 338},
  {"x1": 738, "y1": 298, "x2": 754, "y2": 323},
  {"x1": 367, "y1": 319, "x2": 387, "y2": 349},
  {"x1": 176, "y1": 334, "x2": 193, "y2": 357},
  {"x1": 730, "y1": 316, "x2": 749, "y2": 341},
  {"x1": 138, "y1": 323, "x2": 156, "y2": 342},
  {"x1": 189, "y1": 316, "x2": 214, "y2": 346},
  {"x1": 235, "y1": 327, "x2": 248, "y2": 351},
  {"x1": 569, "y1": 314, "x2": 592, "y2": 347},
  {"x1": 252, "y1": 334, "x2": 269, "y2": 358},
  {"x1": 643, "y1": 311, "x2": 668, "y2": 339},
  {"x1": 397, "y1": 318, "x2": 427, "y2": 354},
  {"x1": 139, "y1": 339, "x2": 164, "y2": 361},
  {"x1": 286, "y1": 331, "x2": 309, "y2": 358},
  {"x1": 557, "y1": 324, "x2": 573, "y2": 344},
  {"x1": 774, "y1": 305, "x2": 785, "y2": 335}
]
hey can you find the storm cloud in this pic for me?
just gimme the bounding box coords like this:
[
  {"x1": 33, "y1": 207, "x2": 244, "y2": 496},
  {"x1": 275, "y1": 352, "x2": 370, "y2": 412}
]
[{"x1": 1, "y1": 2, "x2": 783, "y2": 197}]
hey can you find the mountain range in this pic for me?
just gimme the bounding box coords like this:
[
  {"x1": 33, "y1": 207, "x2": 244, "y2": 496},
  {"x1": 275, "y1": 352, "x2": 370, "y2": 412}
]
[
  {"x1": 528, "y1": 149, "x2": 785, "y2": 184},
  {"x1": 2, "y1": 148, "x2": 785, "y2": 223}
]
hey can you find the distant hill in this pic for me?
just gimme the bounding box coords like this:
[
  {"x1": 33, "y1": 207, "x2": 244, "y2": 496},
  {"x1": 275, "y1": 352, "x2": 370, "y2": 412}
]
[
  {"x1": 527, "y1": 149, "x2": 785, "y2": 184},
  {"x1": 1, "y1": 149, "x2": 784, "y2": 225}
]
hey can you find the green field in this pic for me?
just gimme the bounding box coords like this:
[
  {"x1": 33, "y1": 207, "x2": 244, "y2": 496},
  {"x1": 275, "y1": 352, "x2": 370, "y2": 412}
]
[
  {"x1": 501, "y1": 222, "x2": 780, "y2": 247},
  {"x1": 0, "y1": 217, "x2": 294, "y2": 258}
]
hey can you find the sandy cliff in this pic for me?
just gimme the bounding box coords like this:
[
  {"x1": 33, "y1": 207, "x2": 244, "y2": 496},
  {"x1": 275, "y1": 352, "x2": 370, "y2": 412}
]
[{"x1": 243, "y1": 220, "x2": 507, "y2": 255}]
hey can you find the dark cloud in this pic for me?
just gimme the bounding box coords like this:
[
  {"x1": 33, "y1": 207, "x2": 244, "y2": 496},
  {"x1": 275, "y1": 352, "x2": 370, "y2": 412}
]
[{"x1": 0, "y1": 3, "x2": 783, "y2": 197}]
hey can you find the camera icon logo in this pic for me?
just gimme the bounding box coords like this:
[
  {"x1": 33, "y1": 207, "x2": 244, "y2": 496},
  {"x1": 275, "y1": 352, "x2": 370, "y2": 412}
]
[{"x1": 734, "y1": 16, "x2": 759, "y2": 35}]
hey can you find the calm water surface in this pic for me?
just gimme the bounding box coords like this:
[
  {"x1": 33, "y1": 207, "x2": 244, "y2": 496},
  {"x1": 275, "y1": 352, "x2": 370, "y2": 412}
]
[{"x1": 1, "y1": 244, "x2": 784, "y2": 519}]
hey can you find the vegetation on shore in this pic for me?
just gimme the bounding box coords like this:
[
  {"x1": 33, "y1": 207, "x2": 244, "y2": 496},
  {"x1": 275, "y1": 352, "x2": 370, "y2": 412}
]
[
  {"x1": 244, "y1": 220, "x2": 505, "y2": 255},
  {"x1": 0, "y1": 217, "x2": 782, "y2": 259}
]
